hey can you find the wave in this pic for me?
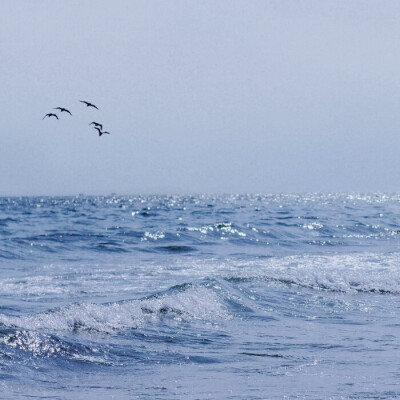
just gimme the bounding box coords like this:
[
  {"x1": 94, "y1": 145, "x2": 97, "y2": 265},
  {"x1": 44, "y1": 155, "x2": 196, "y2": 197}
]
[
  {"x1": 223, "y1": 253, "x2": 400, "y2": 295},
  {"x1": 1, "y1": 252, "x2": 400, "y2": 364},
  {"x1": 3, "y1": 253, "x2": 400, "y2": 302},
  {"x1": 0, "y1": 285, "x2": 227, "y2": 335}
]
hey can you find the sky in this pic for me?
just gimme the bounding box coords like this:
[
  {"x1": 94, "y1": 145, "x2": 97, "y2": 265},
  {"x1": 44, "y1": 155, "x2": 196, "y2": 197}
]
[{"x1": 1, "y1": 0, "x2": 400, "y2": 195}]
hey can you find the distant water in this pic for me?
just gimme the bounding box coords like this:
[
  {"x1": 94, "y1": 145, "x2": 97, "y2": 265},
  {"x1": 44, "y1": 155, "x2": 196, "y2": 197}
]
[{"x1": 1, "y1": 194, "x2": 400, "y2": 399}]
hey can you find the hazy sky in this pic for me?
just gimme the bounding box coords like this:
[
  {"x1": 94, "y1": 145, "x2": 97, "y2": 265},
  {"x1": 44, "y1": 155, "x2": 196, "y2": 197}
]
[{"x1": 2, "y1": 1, "x2": 400, "y2": 195}]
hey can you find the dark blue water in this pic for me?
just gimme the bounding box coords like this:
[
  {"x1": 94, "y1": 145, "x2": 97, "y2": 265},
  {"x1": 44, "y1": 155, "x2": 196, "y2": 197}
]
[{"x1": 1, "y1": 194, "x2": 400, "y2": 399}]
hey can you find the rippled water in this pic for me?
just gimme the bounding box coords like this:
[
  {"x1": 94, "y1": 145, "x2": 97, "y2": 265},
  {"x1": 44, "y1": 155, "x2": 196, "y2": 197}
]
[{"x1": 1, "y1": 194, "x2": 400, "y2": 399}]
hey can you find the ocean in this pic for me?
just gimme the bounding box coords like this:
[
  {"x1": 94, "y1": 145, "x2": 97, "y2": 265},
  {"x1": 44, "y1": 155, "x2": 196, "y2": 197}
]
[{"x1": 1, "y1": 193, "x2": 400, "y2": 399}]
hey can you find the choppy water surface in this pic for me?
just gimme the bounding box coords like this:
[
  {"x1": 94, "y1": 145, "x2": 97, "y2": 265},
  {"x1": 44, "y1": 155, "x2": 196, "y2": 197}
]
[{"x1": 1, "y1": 194, "x2": 400, "y2": 399}]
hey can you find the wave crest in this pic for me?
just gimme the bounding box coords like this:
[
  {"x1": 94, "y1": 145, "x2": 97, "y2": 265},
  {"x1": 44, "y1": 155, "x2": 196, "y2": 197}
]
[{"x1": 0, "y1": 285, "x2": 227, "y2": 334}]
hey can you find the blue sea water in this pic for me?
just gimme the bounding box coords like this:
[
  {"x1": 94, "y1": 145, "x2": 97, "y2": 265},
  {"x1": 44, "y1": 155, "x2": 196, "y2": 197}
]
[{"x1": 1, "y1": 194, "x2": 400, "y2": 399}]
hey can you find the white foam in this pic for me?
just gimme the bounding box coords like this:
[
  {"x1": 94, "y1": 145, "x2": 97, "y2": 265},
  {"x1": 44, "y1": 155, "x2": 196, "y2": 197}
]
[
  {"x1": 0, "y1": 330, "x2": 59, "y2": 356},
  {"x1": 0, "y1": 286, "x2": 227, "y2": 334},
  {"x1": 233, "y1": 253, "x2": 400, "y2": 294}
]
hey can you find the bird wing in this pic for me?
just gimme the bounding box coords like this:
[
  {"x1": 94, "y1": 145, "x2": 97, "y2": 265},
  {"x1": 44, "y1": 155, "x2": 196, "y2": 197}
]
[
  {"x1": 66, "y1": 109, "x2": 72, "y2": 115},
  {"x1": 80, "y1": 101, "x2": 89, "y2": 105},
  {"x1": 54, "y1": 114, "x2": 59, "y2": 119},
  {"x1": 42, "y1": 114, "x2": 49, "y2": 119}
]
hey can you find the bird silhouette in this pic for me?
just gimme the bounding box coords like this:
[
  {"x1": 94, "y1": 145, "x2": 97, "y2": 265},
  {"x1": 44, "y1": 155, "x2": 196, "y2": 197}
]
[
  {"x1": 94, "y1": 127, "x2": 110, "y2": 136},
  {"x1": 89, "y1": 122, "x2": 103, "y2": 130},
  {"x1": 54, "y1": 107, "x2": 72, "y2": 115},
  {"x1": 43, "y1": 113, "x2": 59, "y2": 120},
  {"x1": 80, "y1": 100, "x2": 99, "y2": 110}
]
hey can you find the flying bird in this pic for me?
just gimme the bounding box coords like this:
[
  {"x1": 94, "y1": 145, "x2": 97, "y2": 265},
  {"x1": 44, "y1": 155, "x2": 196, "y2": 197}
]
[
  {"x1": 89, "y1": 122, "x2": 103, "y2": 130},
  {"x1": 94, "y1": 127, "x2": 110, "y2": 136},
  {"x1": 54, "y1": 107, "x2": 72, "y2": 115},
  {"x1": 43, "y1": 113, "x2": 59, "y2": 120},
  {"x1": 80, "y1": 100, "x2": 99, "y2": 110}
]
